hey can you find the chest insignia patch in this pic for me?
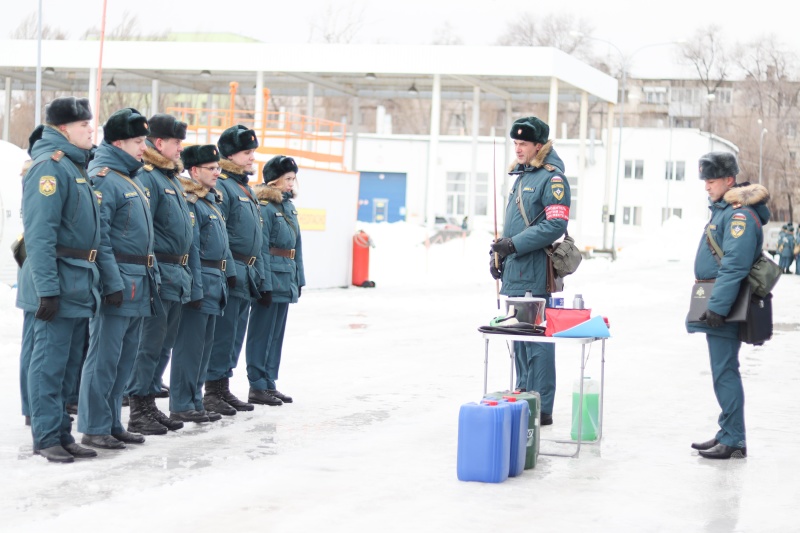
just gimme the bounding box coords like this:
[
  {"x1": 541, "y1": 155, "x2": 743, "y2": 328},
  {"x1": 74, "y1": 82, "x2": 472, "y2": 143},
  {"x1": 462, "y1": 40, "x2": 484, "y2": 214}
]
[
  {"x1": 164, "y1": 188, "x2": 176, "y2": 195},
  {"x1": 238, "y1": 196, "x2": 249, "y2": 202},
  {"x1": 708, "y1": 224, "x2": 717, "y2": 230},
  {"x1": 124, "y1": 191, "x2": 139, "y2": 199},
  {"x1": 209, "y1": 214, "x2": 218, "y2": 220},
  {"x1": 275, "y1": 212, "x2": 284, "y2": 217},
  {"x1": 550, "y1": 176, "x2": 563, "y2": 183},
  {"x1": 551, "y1": 184, "x2": 565, "y2": 201},
  {"x1": 39, "y1": 176, "x2": 56, "y2": 196},
  {"x1": 75, "y1": 177, "x2": 87, "y2": 184},
  {"x1": 522, "y1": 187, "x2": 534, "y2": 192},
  {"x1": 94, "y1": 190, "x2": 103, "y2": 205},
  {"x1": 189, "y1": 212, "x2": 196, "y2": 226},
  {"x1": 144, "y1": 187, "x2": 151, "y2": 198},
  {"x1": 731, "y1": 220, "x2": 746, "y2": 238}
]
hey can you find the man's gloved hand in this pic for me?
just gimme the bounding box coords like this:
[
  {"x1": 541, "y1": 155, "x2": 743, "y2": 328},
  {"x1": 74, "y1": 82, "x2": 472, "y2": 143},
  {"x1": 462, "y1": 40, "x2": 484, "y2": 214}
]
[
  {"x1": 700, "y1": 310, "x2": 725, "y2": 327},
  {"x1": 226, "y1": 276, "x2": 237, "y2": 289},
  {"x1": 35, "y1": 296, "x2": 59, "y2": 321},
  {"x1": 257, "y1": 291, "x2": 272, "y2": 307},
  {"x1": 103, "y1": 290, "x2": 123, "y2": 308},
  {"x1": 491, "y1": 238, "x2": 516, "y2": 259},
  {"x1": 187, "y1": 299, "x2": 203, "y2": 310},
  {"x1": 298, "y1": 286, "x2": 302, "y2": 298},
  {"x1": 489, "y1": 255, "x2": 503, "y2": 280}
]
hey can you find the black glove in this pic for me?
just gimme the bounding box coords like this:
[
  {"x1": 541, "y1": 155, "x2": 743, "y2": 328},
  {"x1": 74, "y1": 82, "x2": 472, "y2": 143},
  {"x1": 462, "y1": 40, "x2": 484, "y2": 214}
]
[
  {"x1": 187, "y1": 299, "x2": 203, "y2": 310},
  {"x1": 489, "y1": 255, "x2": 503, "y2": 280},
  {"x1": 700, "y1": 310, "x2": 725, "y2": 327},
  {"x1": 298, "y1": 286, "x2": 302, "y2": 298},
  {"x1": 227, "y1": 276, "x2": 237, "y2": 289},
  {"x1": 35, "y1": 296, "x2": 59, "y2": 321},
  {"x1": 257, "y1": 291, "x2": 272, "y2": 307},
  {"x1": 103, "y1": 290, "x2": 123, "y2": 308},
  {"x1": 491, "y1": 238, "x2": 516, "y2": 259}
]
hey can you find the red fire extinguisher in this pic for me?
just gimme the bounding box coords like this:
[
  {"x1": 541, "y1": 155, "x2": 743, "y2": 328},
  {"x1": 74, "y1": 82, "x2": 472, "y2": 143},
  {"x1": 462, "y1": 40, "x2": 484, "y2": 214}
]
[{"x1": 352, "y1": 230, "x2": 376, "y2": 288}]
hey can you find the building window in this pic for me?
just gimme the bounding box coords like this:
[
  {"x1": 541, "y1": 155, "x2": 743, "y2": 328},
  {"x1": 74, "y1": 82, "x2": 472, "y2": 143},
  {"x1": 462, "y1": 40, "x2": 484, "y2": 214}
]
[
  {"x1": 625, "y1": 160, "x2": 644, "y2": 179},
  {"x1": 664, "y1": 161, "x2": 685, "y2": 181},
  {"x1": 643, "y1": 86, "x2": 667, "y2": 104},
  {"x1": 446, "y1": 172, "x2": 488, "y2": 216},
  {"x1": 716, "y1": 88, "x2": 732, "y2": 105},
  {"x1": 623, "y1": 206, "x2": 643, "y2": 226},
  {"x1": 567, "y1": 176, "x2": 578, "y2": 220},
  {"x1": 661, "y1": 207, "x2": 683, "y2": 222},
  {"x1": 788, "y1": 123, "x2": 797, "y2": 139}
]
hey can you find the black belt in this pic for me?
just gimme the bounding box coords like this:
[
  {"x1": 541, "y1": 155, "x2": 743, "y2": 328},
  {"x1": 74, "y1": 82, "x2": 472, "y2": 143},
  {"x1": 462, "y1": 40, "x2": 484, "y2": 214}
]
[
  {"x1": 115, "y1": 253, "x2": 155, "y2": 267},
  {"x1": 269, "y1": 247, "x2": 296, "y2": 259},
  {"x1": 56, "y1": 246, "x2": 97, "y2": 263},
  {"x1": 201, "y1": 259, "x2": 227, "y2": 271},
  {"x1": 155, "y1": 252, "x2": 189, "y2": 266},
  {"x1": 232, "y1": 252, "x2": 257, "y2": 266}
]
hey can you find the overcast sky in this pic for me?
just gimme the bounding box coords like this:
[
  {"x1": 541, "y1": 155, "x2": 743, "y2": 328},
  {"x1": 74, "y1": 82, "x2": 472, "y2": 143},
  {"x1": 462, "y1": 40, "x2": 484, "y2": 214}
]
[{"x1": 2, "y1": 0, "x2": 798, "y2": 79}]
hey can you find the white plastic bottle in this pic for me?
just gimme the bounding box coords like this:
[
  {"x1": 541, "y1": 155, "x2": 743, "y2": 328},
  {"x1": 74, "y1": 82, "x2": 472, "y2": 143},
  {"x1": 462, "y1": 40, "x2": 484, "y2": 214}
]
[{"x1": 573, "y1": 294, "x2": 584, "y2": 309}]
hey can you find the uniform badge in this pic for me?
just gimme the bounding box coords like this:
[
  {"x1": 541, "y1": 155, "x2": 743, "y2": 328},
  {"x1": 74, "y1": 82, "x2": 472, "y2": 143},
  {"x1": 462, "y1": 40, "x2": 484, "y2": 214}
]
[
  {"x1": 552, "y1": 184, "x2": 565, "y2": 201},
  {"x1": 731, "y1": 219, "x2": 746, "y2": 238},
  {"x1": 94, "y1": 190, "x2": 103, "y2": 205},
  {"x1": 275, "y1": 212, "x2": 284, "y2": 217},
  {"x1": 695, "y1": 285, "x2": 706, "y2": 298},
  {"x1": 522, "y1": 187, "x2": 534, "y2": 192},
  {"x1": 189, "y1": 212, "x2": 196, "y2": 226},
  {"x1": 75, "y1": 178, "x2": 87, "y2": 184},
  {"x1": 209, "y1": 214, "x2": 218, "y2": 220},
  {"x1": 550, "y1": 176, "x2": 563, "y2": 183},
  {"x1": 144, "y1": 187, "x2": 151, "y2": 198},
  {"x1": 39, "y1": 176, "x2": 56, "y2": 196},
  {"x1": 517, "y1": 128, "x2": 522, "y2": 135},
  {"x1": 165, "y1": 188, "x2": 176, "y2": 195},
  {"x1": 124, "y1": 191, "x2": 139, "y2": 199},
  {"x1": 238, "y1": 196, "x2": 249, "y2": 202}
]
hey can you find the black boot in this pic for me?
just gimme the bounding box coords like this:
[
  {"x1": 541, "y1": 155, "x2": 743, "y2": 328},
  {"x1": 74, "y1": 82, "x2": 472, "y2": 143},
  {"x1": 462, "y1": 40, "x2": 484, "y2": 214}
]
[
  {"x1": 127, "y1": 395, "x2": 168, "y2": 436},
  {"x1": 146, "y1": 395, "x2": 183, "y2": 431},
  {"x1": 268, "y1": 389, "x2": 293, "y2": 403},
  {"x1": 219, "y1": 378, "x2": 254, "y2": 411},
  {"x1": 34, "y1": 445, "x2": 74, "y2": 463},
  {"x1": 691, "y1": 438, "x2": 718, "y2": 451},
  {"x1": 203, "y1": 380, "x2": 237, "y2": 416},
  {"x1": 249, "y1": 388, "x2": 282, "y2": 406}
]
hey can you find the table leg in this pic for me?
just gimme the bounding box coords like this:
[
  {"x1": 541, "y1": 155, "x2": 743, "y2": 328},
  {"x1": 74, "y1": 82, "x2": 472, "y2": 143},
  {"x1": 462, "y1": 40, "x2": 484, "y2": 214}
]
[
  {"x1": 597, "y1": 339, "x2": 606, "y2": 440},
  {"x1": 483, "y1": 338, "x2": 489, "y2": 396}
]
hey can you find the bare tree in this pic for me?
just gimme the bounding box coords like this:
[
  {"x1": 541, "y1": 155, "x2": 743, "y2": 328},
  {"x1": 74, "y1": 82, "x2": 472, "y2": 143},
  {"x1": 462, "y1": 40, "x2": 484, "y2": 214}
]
[
  {"x1": 497, "y1": 12, "x2": 594, "y2": 59},
  {"x1": 679, "y1": 25, "x2": 731, "y2": 132},
  {"x1": 431, "y1": 22, "x2": 463, "y2": 46},
  {"x1": 10, "y1": 12, "x2": 68, "y2": 39},
  {"x1": 308, "y1": 3, "x2": 365, "y2": 44}
]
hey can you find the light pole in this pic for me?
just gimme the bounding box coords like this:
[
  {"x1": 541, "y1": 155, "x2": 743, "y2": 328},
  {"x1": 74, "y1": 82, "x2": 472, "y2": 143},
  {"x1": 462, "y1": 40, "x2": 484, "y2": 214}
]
[
  {"x1": 758, "y1": 119, "x2": 767, "y2": 184},
  {"x1": 570, "y1": 33, "x2": 684, "y2": 256}
]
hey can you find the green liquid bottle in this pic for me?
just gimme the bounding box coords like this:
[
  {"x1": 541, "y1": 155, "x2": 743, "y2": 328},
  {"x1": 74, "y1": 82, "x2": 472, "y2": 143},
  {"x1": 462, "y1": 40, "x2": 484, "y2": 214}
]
[{"x1": 571, "y1": 377, "x2": 599, "y2": 441}]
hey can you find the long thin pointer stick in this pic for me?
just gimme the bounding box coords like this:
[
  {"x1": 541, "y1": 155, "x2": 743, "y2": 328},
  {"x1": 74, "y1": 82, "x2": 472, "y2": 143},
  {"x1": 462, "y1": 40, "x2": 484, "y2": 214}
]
[{"x1": 493, "y1": 138, "x2": 500, "y2": 309}]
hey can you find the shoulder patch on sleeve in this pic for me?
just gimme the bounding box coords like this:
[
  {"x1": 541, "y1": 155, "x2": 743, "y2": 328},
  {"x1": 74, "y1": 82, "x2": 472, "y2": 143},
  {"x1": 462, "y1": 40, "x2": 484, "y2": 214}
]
[
  {"x1": 142, "y1": 164, "x2": 154, "y2": 172},
  {"x1": 50, "y1": 150, "x2": 65, "y2": 162},
  {"x1": 550, "y1": 175, "x2": 563, "y2": 183},
  {"x1": 731, "y1": 213, "x2": 748, "y2": 221},
  {"x1": 39, "y1": 176, "x2": 57, "y2": 196},
  {"x1": 186, "y1": 193, "x2": 199, "y2": 204}
]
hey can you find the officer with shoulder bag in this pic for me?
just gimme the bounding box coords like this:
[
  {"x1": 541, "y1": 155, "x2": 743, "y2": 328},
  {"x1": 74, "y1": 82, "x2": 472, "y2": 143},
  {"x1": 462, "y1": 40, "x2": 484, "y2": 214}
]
[{"x1": 687, "y1": 152, "x2": 770, "y2": 459}]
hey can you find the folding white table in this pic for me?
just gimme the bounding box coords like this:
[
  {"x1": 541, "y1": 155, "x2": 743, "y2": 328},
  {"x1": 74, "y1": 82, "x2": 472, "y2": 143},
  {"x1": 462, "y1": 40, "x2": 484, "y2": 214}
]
[{"x1": 480, "y1": 332, "x2": 607, "y2": 458}]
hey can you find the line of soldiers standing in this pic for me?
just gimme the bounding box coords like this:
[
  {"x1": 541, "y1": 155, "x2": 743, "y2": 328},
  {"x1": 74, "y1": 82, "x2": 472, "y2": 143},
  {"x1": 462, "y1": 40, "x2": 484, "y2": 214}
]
[{"x1": 18, "y1": 97, "x2": 305, "y2": 463}]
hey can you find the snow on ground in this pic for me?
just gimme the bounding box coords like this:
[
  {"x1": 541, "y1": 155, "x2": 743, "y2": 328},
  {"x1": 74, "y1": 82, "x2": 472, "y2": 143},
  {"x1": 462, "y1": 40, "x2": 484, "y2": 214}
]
[{"x1": 2, "y1": 218, "x2": 799, "y2": 530}]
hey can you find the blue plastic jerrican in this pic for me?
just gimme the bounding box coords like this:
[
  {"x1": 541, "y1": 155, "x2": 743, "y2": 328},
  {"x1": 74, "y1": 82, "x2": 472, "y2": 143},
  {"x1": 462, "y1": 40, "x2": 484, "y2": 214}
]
[
  {"x1": 552, "y1": 315, "x2": 611, "y2": 338},
  {"x1": 501, "y1": 398, "x2": 530, "y2": 477},
  {"x1": 457, "y1": 401, "x2": 512, "y2": 483}
]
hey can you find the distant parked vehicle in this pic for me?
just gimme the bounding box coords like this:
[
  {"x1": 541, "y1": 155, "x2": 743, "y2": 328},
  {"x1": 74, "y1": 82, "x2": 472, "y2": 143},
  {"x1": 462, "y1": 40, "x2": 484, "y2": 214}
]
[{"x1": 763, "y1": 224, "x2": 784, "y2": 259}]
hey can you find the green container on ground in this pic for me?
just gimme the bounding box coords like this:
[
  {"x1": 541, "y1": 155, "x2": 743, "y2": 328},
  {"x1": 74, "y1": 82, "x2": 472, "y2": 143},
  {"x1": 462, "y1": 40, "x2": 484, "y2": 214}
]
[
  {"x1": 570, "y1": 377, "x2": 600, "y2": 441},
  {"x1": 484, "y1": 390, "x2": 540, "y2": 469}
]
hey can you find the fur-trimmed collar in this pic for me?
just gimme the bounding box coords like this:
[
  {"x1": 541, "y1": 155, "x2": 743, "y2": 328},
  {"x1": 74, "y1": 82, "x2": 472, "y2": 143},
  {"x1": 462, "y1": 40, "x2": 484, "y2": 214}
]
[
  {"x1": 255, "y1": 184, "x2": 284, "y2": 203},
  {"x1": 723, "y1": 182, "x2": 770, "y2": 207},
  {"x1": 143, "y1": 146, "x2": 183, "y2": 173},
  {"x1": 179, "y1": 176, "x2": 210, "y2": 199},
  {"x1": 507, "y1": 139, "x2": 554, "y2": 172},
  {"x1": 220, "y1": 158, "x2": 254, "y2": 177}
]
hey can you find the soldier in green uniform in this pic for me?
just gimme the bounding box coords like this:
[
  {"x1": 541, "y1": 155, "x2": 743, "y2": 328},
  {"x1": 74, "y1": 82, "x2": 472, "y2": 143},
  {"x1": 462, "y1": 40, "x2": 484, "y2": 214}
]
[
  {"x1": 79, "y1": 108, "x2": 158, "y2": 450},
  {"x1": 124, "y1": 114, "x2": 194, "y2": 435},
  {"x1": 17, "y1": 97, "x2": 100, "y2": 462},
  {"x1": 687, "y1": 152, "x2": 770, "y2": 459},
  {"x1": 203, "y1": 126, "x2": 267, "y2": 416},
  {"x1": 490, "y1": 116, "x2": 571, "y2": 426},
  {"x1": 170, "y1": 145, "x2": 232, "y2": 423}
]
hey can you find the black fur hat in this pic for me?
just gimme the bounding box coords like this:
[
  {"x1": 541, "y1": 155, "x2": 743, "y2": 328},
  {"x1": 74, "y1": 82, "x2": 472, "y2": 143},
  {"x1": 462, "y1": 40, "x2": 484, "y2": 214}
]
[
  {"x1": 103, "y1": 108, "x2": 150, "y2": 142},
  {"x1": 27, "y1": 124, "x2": 45, "y2": 157},
  {"x1": 263, "y1": 155, "x2": 299, "y2": 183},
  {"x1": 699, "y1": 151, "x2": 739, "y2": 180},
  {"x1": 510, "y1": 116, "x2": 549, "y2": 144},
  {"x1": 182, "y1": 144, "x2": 220, "y2": 169},
  {"x1": 218, "y1": 125, "x2": 258, "y2": 157},
  {"x1": 148, "y1": 114, "x2": 187, "y2": 140},
  {"x1": 44, "y1": 97, "x2": 92, "y2": 126}
]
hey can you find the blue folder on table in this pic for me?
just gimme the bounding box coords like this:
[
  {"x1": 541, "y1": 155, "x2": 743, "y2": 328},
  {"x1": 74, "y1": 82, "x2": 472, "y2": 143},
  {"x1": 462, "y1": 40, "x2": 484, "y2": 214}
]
[{"x1": 552, "y1": 315, "x2": 610, "y2": 338}]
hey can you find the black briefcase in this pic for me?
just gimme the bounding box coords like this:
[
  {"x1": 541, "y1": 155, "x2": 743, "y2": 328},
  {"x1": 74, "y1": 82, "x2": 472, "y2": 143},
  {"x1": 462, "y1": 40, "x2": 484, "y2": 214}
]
[
  {"x1": 687, "y1": 281, "x2": 749, "y2": 323},
  {"x1": 739, "y1": 293, "x2": 773, "y2": 346}
]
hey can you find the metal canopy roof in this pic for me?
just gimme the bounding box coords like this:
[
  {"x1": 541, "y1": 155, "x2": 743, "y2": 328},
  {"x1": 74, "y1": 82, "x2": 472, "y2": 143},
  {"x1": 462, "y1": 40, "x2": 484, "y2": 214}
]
[{"x1": 0, "y1": 40, "x2": 618, "y2": 103}]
